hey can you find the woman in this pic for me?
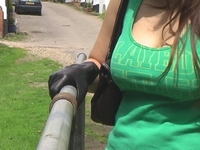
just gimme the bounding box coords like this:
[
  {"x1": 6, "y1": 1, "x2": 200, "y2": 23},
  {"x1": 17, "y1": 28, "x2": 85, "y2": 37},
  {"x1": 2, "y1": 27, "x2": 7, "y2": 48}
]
[{"x1": 48, "y1": 0, "x2": 200, "y2": 149}]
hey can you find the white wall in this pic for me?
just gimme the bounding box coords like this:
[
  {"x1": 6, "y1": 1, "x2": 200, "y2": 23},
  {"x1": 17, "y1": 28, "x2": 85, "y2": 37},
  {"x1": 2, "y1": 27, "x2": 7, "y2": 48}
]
[
  {"x1": 0, "y1": 0, "x2": 7, "y2": 19},
  {"x1": 71, "y1": 0, "x2": 110, "y2": 14},
  {"x1": 99, "y1": 0, "x2": 110, "y2": 14},
  {"x1": 82, "y1": 0, "x2": 110, "y2": 14},
  {"x1": 65, "y1": 0, "x2": 73, "y2": 3},
  {"x1": 93, "y1": 0, "x2": 99, "y2": 5},
  {"x1": 79, "y1": 0, "x2": 92, "y2": 3}
]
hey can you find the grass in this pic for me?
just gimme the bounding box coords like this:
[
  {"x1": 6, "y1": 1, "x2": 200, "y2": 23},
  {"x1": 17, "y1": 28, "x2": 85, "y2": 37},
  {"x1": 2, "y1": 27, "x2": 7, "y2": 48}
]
[
  {"x1": 0, "y1": 44, "x2": 61, "y2": 149},
  {"x1": 98, "y1": 12, "x2": 105, "y2": 19},
  {"x1": 85, "y1": 96, "x2": 109, "y2": 141},
  {"x1": 0, "y1": 43, "x2": 110, "y2": 149},
  {"x1": 3, "y1": 32, "x2": 28, "y2": 41}
]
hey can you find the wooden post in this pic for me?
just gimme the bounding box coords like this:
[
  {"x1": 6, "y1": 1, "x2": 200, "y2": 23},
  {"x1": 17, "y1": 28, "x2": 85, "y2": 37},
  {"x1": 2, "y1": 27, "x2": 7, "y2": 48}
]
[{"x1": 0, "y1": 7, "x2": 4, "y2": 37}]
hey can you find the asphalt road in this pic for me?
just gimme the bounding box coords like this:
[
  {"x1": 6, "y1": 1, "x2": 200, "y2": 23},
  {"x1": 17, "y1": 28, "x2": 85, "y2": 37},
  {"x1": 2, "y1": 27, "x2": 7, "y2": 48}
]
[{"x1": 15, "y1": 1, "x2": 103, "y2": 58}]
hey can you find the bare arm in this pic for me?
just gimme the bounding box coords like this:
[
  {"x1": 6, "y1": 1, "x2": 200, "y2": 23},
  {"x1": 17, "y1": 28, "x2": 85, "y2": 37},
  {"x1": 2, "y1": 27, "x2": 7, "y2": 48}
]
[
  {"x1": 86, "y1": 0, "x2": 121, "y2": 92},
  {"x1": 88, "y1": 0, "x2": 121, "y2": 64}
]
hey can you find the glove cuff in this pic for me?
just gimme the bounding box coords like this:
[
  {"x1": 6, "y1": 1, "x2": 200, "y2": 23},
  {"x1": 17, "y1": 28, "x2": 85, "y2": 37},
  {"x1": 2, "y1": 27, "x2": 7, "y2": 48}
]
[{"x1": 80, "y1": 61, "x2": 100, "y2": 85}]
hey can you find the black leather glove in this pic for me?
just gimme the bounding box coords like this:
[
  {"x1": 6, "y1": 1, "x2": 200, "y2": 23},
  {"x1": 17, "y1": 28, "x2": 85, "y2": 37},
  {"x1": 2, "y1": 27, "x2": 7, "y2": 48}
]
[{"x1": 48, "y1": 61, "x2": 99, "y2": 106}]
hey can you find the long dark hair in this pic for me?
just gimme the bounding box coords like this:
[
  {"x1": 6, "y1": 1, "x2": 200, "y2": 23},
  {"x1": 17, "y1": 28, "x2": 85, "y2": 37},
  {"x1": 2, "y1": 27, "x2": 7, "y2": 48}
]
[{"x1": 157, "y1": 0, "x2": 200, "y2": 82}]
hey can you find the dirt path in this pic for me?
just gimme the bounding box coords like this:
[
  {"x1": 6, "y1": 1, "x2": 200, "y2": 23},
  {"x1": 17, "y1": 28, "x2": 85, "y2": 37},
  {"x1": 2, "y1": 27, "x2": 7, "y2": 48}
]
[{"x1": 0, "y1": 40, "x2": 75, "y2": 66}]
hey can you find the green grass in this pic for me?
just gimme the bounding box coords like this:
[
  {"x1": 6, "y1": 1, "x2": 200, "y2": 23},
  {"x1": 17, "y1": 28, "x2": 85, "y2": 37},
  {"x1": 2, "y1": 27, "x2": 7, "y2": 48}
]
[
  {"x1": 0, "y1": 44, "x2": 61, "y2": 149},
  {"x1": 98, "y1": 12, "x2": 105, "y2": 19},
  {"x1": 3, "y1": 32, "x2": 28, "y2": 41},
  {"x1": 85, "y1": 96, "x2": 109, "y2": 144},
  {"x1": 0, "y1": 43, "x2": 109, "y2": 149}
]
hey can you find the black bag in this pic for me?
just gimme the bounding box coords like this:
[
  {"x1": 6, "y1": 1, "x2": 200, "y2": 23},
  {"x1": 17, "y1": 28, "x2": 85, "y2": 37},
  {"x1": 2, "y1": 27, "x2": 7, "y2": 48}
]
[{"x1": 91, "y1": 0, "x2": 129, "y2": 126}]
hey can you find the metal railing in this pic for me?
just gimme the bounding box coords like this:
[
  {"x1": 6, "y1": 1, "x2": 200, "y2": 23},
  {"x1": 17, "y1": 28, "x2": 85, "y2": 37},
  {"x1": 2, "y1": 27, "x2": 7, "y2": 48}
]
[{"x1": 37, "y1": 53, "x2": 87, "y2": 150}]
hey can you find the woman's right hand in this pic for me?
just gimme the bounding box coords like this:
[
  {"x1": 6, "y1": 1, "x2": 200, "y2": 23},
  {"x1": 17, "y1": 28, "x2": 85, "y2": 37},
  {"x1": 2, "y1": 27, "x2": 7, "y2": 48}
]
[{"x1": 48, "y1": 61, "x2": 99, "y2": 106}]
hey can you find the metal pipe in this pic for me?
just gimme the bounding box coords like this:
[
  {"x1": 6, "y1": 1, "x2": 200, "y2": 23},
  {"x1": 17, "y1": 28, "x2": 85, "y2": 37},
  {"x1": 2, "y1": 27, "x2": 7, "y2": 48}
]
[
  {"x1": 37, "y1": 53, "x2": 87, "y2": 150},
  {"x1": 37, "y1": 86, "x2": 77, "y2": 150},
  {"x1": 69, "y1": 53, "x2": 87, "y2": 150}
]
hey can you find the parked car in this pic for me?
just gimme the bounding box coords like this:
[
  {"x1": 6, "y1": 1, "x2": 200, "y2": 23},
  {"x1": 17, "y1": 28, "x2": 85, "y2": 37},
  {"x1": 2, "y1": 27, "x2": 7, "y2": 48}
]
[{"x1": 15, "y1": 0, "x2": 42, "y2": 15}]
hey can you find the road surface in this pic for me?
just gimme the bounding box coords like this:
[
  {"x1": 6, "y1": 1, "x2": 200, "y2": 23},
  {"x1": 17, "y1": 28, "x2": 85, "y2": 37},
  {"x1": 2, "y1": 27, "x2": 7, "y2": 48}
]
[{"x1": 9, "y1": 2, "x2": 103, "y2": 65}]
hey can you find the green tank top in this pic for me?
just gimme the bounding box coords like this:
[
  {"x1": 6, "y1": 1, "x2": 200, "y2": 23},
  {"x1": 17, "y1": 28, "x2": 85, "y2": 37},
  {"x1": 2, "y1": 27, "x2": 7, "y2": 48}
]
[{"x1": 106, "y1": 0, "x2": 200, "y2": 149}]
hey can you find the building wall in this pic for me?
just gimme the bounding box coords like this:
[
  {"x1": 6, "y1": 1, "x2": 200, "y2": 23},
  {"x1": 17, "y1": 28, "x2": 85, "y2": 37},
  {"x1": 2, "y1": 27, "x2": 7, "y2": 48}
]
[
  {"x1": 0, "y1": 0, "x2": 7, "y2": 19},
  {"x1": 71, "y1": 0, "x2": 110, "y2": 14},
  {"x1": 0, "y1": 0, "x2": 7, "y2": 37},
  {"x1": 99, "y1": 0, "x2": 110, "y2": 14}
]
